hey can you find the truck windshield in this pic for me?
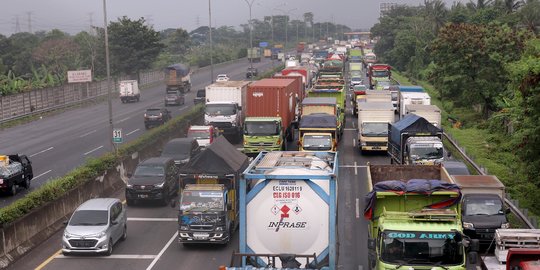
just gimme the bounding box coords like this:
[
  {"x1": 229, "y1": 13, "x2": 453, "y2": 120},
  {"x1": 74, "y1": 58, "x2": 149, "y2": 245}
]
[
  {"x1": 391, "y1": 92, "x2": 398, "y2": 101},
  {"x1": 244, "y1": 121, "x2": 279, "y2": 136},
  {"x1": 410, "y1": 145, "x2": 444, "y2": 160},
  {"x1": 464, "y1": 198, "x2": 503, "y2": 216},
  {"x1": 303, "y1": 135, "x2": 333, "y2": 150},
  {"x1": 188, "y1": 130, "x2": 210, "y2": 139},
  {"x1": 205, "y1": 104, "x2": 236, "y2": 116},
  {"x1": 373, "y1": 70, "x2": 389, "y2": 77},
  {"x1": 180, "y1": 191, "x2": 224, "y2": 211},
  {"x1": 362, "y1": 123, "x2": 388, "y2": 136},
  {"x1": 381, "y1": 231, "x2": 462, "y2": 266}
]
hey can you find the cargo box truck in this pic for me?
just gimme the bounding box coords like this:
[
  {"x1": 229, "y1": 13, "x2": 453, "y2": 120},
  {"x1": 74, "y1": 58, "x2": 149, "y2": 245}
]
[
  {"x1": 357, "y1": 102, "x2": 395, "y2": 153},
  {"x1": 405, "y1": 104, "x2": 442, "y2": 128}
]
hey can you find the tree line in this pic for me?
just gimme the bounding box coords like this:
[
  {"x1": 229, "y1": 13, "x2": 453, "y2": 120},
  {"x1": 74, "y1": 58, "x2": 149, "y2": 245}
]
[
  {"x1": 371, "y1": 0, "x2": 540, "y2": 211},
  {"x1": 0, "y1": 12, "x2": 350, "y2": 95}
]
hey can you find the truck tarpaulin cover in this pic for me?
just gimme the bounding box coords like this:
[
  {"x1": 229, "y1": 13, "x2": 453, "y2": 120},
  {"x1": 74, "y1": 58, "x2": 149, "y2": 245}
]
[
  {"x1": 164, "y1": 63, "x2": 190, "y2": 77},
  {"x1": 300, "y1": 113, "x2": 337, "y2": 128},
  {"x1": 389, "y1": 114, "x2": 441, "y2": 145},
  {"x1": 363, "y1": 179, "x2": 461, "y2": 220},
  {"x1": 181, "y1": 136, "x2": 249, "y2": 175}
]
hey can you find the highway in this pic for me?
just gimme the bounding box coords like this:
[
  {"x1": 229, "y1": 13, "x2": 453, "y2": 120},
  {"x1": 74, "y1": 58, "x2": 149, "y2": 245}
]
[
  {"x1": 0, "y1": 58, "x2": 277, "y2": 208},
  {"x1": 5, "y1": 59, "x2": 392, "y2": 270}
]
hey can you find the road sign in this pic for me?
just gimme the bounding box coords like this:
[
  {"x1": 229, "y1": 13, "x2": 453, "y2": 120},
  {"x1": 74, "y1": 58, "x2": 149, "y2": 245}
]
[
  {"x1": 67, "y1": 70, "x2": 92, "y2": 83},
  {"x1": 113, "y1": 128, "x2": 122, "y2": 143},
  {"x1": 259, "y1": 42, "x2": 268, "y2": 48}
]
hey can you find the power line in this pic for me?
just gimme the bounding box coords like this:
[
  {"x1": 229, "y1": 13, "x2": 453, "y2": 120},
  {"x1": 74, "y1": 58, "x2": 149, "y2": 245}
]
[
  {"x1": 27, "y1": 12, "x2": 32, "y2": 33},
  {"x1": 15, "y1": 15, "x2": 20, "y2": 33}
]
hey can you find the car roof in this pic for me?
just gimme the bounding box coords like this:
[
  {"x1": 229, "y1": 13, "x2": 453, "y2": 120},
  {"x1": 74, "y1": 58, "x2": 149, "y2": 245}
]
[
  {"x1": 140, "y1": 156, "x2": 173, "y2": 165},
  {"x1": 442, "y1": 160, "x2": 471, "y2": 175},
  {"x1": 146, "y1": 108, "x2": 163, "y2": 111},
  {"x1": 76, "y1": 198, "x2": 119, "y2": 211},
  {"x1": 164, "y1": 138, "x2": 198, "y2": 147},
  {"x1": 189, "y1": 125, "x2": 213, "y2": 131}
]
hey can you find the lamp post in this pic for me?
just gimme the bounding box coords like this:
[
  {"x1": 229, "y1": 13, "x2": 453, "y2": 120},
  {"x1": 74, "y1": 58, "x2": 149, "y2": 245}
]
[
  {"x1": 244, "y1": 0, "x2": 255, "y2": 78},
  {"x1": 102, "y1": 0, "x2": 114, "y2": 152},
  {"x1": 209, "y1": 0, "x2": 214, "y2": 83},
  {"x1": 274, "y1": 7, "x2": 296, "y2": 51}
]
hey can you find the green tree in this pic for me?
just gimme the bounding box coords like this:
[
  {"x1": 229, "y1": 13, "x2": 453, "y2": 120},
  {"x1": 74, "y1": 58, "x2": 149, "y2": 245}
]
[
  {"x1": 107, "y1": 16, "x2": 164, "y2": 75},
  {"x1": 32, "y1": 38, "x2": 81, "y2": 76},
  {"x1": 74, "y1": 31, "x2": 100, "y2": 76}
]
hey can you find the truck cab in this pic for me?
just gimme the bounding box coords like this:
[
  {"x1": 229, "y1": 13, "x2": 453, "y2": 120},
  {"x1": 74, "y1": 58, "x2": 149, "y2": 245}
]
[
  {"x1": 299, "y1": 132, "x2": 336, "y2": 151},
  {"x1": 405, "y1": 136, "x2": 445, "y2": 165},
  {"x1": 187, "y1": 125, "x2": 220, "y2": 149},
  {"x1": 204, "y1": 101, "x2": 242, "y2": 138},
  {"x1": 243, "y1": 117, "x2": 284, "y2": 155}
]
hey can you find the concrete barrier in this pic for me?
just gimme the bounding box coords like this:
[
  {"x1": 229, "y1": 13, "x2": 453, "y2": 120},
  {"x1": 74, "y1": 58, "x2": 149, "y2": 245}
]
[{"x1": 0, "y1": 109, "x2": 203, "y2": 269}]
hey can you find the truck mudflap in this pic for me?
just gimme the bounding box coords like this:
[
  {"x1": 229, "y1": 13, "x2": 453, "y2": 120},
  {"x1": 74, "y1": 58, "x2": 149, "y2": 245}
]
[{"x1": 224, "y1": 252, "x2": 320, "y2": 269}]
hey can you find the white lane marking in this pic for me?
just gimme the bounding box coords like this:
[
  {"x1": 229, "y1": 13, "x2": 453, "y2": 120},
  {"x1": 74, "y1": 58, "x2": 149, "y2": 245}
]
[
  {"x1": 117, "y1": 117, "x2": 130, "y2": 123},
  {"x1": 355, "y1": 198, "x2": 360, "y2": 219},
  {"x1": 29, "y1": 147, "x2": 54, "y2": 157},
  {"x1": 84, "y1": 145, "x2": 104, "y2": 155},
  {"x1": 126, "y1": 129, "x2": 140, "y2": 136},
  {"x1": 58, "y1": 254, "x2": 157, "y2": 259},
  {"x1": 339, "y1": 165, "x2": 367, "y2": 168},
  {"x1": 352, "y1": 138, "x2": 356, "y2": 148},
  {"x1": 352, "y1": 121, "x2": 355, "y2": 129},
  {"x1": 146, "y1": 231, "x2": 178, "y2": 270},
  {"x1": 359, "y1": 265, "x2": 364, "y2": 270},
  {"x1": 344, "y1": 128, "x2": 356, "y2": 131},
  {"x1": 179, "y1": 106, "x2": 188, "y2": 111},
  {"x1": 33, "y1": 170, "x2": 52, "y2": 180},
  {"x1": 128, "y1": 217, "x2": 177, "y2": 222},
  {"x1": 79, "y1": 130, "x2": 97, "y2": 138},
  {"x1": 354, "y1": 161, "x2": 358, "y2": 175}
]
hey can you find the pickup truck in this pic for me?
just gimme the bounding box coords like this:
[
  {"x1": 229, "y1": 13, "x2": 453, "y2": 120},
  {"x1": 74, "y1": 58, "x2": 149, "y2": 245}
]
[{"x1": 0, "y1": 155, "x2": 33, "y2": 195}]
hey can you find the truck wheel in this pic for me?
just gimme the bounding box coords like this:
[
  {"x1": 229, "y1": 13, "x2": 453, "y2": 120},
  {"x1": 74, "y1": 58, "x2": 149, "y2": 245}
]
[
  {"x1": 23, "y1": 176, "x2": 31, "y2": 189},
  {"x1": 8, "y1": 184, "x2": 17, "y2": 196},
  {"x1": 136, "y1": 96, "x2": 140, "y2": 102}
]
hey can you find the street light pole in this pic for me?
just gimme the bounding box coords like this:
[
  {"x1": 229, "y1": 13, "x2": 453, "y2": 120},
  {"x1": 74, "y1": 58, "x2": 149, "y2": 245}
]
[
  {"x1": 209, "y1": 0, "x2": 214, "y2": 83},
  {"x1": 103, "y1": 0, "x2": 114, "y2": 152},
  {"x1": 274, "y1": 7, "x2": 296, "y2": 52},
  {"x1": 244, "y1": 0, "x2": 255, "y2": 78}
]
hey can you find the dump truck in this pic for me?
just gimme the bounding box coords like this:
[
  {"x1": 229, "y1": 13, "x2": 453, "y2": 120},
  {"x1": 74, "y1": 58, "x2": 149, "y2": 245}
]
[
  {"x1": 164, "y1": 63, "x2": 191, "y2": 93},
  {"x1": 368, "y1": 64, "x2": 391, "y2": 89},
  {"x1": 205, "y1": 81, "x2": 251, "y2": 142},
  {"x1": 405, "y1": 104, "x2": 442, "y2": 128},
  {"x1": 364, "y1": 164, "x2": 469, "y2": 270},
  {"x1": 243, "y1": 79, "x2": 297, "y2": 155},
  {"x1": 449, "y1": 175, "x2": 509, "y2": 246},
  {"x1": 388, "y1": 114, "x2": 444, "y2": 165},
  {"x1": 299, "y1": 113, "x2": 338, "y2": 151},
  {"x1": 307, "y1": 84, "x2": 345, "y2": 137},
  {"x1": 0, "y1": 154, "x2": 33, "y2": 196},
  {"x1": 175, "y1": 136, "x2": 249, "y2": 245},
  {"x1": 227, "y1": 151, "x2": 338, "y2": 269},
  {"x1": 357, "y1": 102, "x2": 395, "y2": 153},
  {"x1": 300, "y1": 97, "x2": 342, "y2": 140}
]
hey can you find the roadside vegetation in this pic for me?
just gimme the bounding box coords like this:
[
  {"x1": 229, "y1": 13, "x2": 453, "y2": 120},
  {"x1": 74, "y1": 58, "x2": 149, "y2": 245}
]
[
  {"x1": 373, "y1": 0, "x2": 540, "y2": 216},
  {"x1": 1, "y1": 12, "x2": 349, "y2": 95}
]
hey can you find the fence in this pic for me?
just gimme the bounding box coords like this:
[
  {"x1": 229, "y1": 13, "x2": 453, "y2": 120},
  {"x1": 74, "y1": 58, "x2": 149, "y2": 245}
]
[{"x1": 0, "y1": 69, "x2": 164, "y2": 123}]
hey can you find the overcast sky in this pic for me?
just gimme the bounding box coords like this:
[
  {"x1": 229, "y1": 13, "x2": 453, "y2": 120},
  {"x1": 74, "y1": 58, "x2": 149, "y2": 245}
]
[{"x1": 0, "y1": 0, "x2": 461, "y2": 36}]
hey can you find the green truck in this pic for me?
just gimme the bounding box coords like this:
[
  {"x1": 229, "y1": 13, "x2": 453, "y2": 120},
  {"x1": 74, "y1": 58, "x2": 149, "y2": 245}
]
[
  {"x1": 307, "y1": 84, "x2": 345, "y2": 137},
  {"x1": 364, "y1": 164, "x2": 470, "y2": 270}
]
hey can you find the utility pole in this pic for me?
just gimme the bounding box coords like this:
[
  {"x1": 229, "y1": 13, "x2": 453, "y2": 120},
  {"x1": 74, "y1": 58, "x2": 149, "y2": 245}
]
[
  {"x1": 244, "y1": 0, "x2": 255, "y2": 78},
  {"x1": 209, "y1": 0, "x2": 214, "y2": 83},
  {"x1": 27, "y1": 12, "x2": 32, "y2": 33},
  {"x1": 103, "y1": 0, "x2": 114, "y2": 152}
]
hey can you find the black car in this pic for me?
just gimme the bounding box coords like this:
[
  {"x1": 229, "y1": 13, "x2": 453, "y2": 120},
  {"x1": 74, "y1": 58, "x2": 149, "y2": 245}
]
[
  {"x1": 144, "y1": 108, "x2": 171, "y2": 129},
  {"x1": 442, "y1": 160, "x2": 471, "y2": 175},
  {"x1": 193, "y1": 89, "x2": 206, "y2": 104},
  {"x1": 125, "y1": 157, "x2": 179, "y2": 206},
  {"x1": 164, "y1": 90, "x2": 185, "y2": 106},
  {"x1": 160, "y1": 138, "x2": 201, "y2": 167},
  {"x1": 246, "y1": 67, "x2": 258, "y2": 78}
]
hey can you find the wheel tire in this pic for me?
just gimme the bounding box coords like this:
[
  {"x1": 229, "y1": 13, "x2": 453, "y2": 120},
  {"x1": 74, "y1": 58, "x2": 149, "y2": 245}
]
[
  {"x1": 161, "y1": 191, "x2": 169, "y2": 206},
  {"x1": 62, "y1": 251, "x2": 70, "y2": 256},
  {"x1": 105, "y1": 238, "x2": 113, "y2": 256},
  {"x1": 126, "y1": 198, "x2": 135, "y2": 206},
  {"x1": 23, "y1": 176, "x2": 30, "y2": 189},
  {"x1": 120, "y1": 225, "x2": 127, "y2": 241},
  {"x1": 8, "y1": 184, "x2": 17, "y2": 196}
]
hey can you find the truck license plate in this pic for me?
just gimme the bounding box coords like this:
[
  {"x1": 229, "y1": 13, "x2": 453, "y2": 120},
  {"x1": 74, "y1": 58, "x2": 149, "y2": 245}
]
[
  {"x1": 193, "y1": 233, "x2": 209, "y2": 240},
  {"x1": 138, "y1": 194, "x2": 148, "y2": 198},
  {"x1": 372, "y1": 147, "x2": 381, "y2": 150}
]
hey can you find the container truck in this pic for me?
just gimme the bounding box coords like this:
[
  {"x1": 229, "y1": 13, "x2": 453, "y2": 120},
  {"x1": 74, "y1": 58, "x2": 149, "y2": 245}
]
[
  {"x1": 118, "y1": 80, "x2": 141, "y2": 103},
  {"x1": 242, "y1": 79, "x2": 297, "y2": 155},
  {"x1": 164, "y1": 63, "x2": 191, "y2": 93},
  {"x1": 405, "y1": 104, "x2": 442, "y2": 128},
  {"x1": 388, "y1": 114, "x2": 444, "y2": 165},
  {"x1": 365, "y1": 90, "x2": 392, "y2": 103},
  {"x1": 449, "y1": 175, "x2": 509, "y2": 246},
  {"x1": 364, "y1": 163, "x2": 469, "y2": 270},
  {"x1": 230, "y1": 151, "x2": 338, "y2": 269},
  {"x1": 398, "y1": 86, "x2": 431, "y2": 118},
  {"x1": 281, "y1": 66, "x2": 311, "y2": 93},
  {"x1": 357, "y1": 102, "x2": 395, "y2": 153},
  {"x1": 175, "y1": 136, "x2": 249, "y2": 245},
  {"x1": 299, "y1": 113, "x2": 338, "y2": 151},
  {"x1": 247, "y1": 47, "x2": 261, "y2": 62},
  {"x1": 205, "y1": 81, "x2": 251, "y2": 142}
]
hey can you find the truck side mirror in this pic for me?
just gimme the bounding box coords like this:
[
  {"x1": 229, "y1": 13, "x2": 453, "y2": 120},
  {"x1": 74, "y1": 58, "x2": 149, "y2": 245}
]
[{"x1": 367, "y1": 238, "x2": 376, "y2": 250}]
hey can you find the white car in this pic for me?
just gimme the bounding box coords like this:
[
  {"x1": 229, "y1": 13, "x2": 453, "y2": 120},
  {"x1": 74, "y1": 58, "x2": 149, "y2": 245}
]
[{"x1": 216, "y1": 74, "x2": 229, "y2": 82}]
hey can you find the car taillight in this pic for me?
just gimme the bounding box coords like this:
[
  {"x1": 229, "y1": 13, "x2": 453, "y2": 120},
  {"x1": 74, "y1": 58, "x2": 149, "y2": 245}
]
[
  {"x1": 144, "y1": 114, "x2": 147, "y2": 118},
  {"x1": 159, "y1": 113, "x2": 163, "y2": 117}
]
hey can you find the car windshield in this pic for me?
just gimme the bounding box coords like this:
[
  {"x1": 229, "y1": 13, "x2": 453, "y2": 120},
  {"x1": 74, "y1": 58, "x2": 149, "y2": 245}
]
[
  {"x1": 244, "y1": 121, "x2": 279, "y2": 136},
  {"x1": 180, "y1": 191, "x2": 224, "y2": 211},
  {"x1": 464, "y1": 198, "x2": 503, "y2": 216},
  {"x1": 381, "y1": 231, "x2": 462, "y2": 266},
  {"x1": 188, "y1": 130, "x2": 210, "y2": 139},
  {"x1": 69, "y1": 210, "x2": 108, "y2": 226},
  {"x1": 205, "y1": 104, "x2": 236, "y2": 116},
  {"x1": 351, "y1": 77, "x2": 362, "y2": 82},
  {"x1": 303, "y1": 135, "x2": 333, "y2": 150},
  {"x1": 391, "y1": 92, "x2": 398, "y2": 101},
  {"x1": 146, "y1": 109, "x2": 161, "y2": 116},
  {"x1": 162, "y1": 142, "x2": 191, "y2": 158},
  {"x1": 134, "y1": 165, "x2": 165, "y2": 176},
  {"x1": 410, "y1": 145, "x2": 444, "y2": 160},
  {"x1": 362, "y1": 122, "x2": 388, "y2": 136},
  {"x1": 166, "y1": 94, "x2": 179, "y2": 98},
  {"x1": 196, "y1": 91, "x2": 205, "y2": 97},
  {"x1": 373, "y1": 70, "x2": 389, "y2": 77}
]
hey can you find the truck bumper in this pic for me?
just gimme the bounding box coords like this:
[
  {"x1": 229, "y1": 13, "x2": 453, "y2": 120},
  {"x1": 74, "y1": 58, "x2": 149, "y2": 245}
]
[
  {"x1": 178, "y1": 231, "x2": 230, "y2": 244},
  {"x1": 361, "y1": 146, "x2": 388, "y2": 151},
  {"x1": 243, "y1": 146, "x2": 281, "y2": 155}
]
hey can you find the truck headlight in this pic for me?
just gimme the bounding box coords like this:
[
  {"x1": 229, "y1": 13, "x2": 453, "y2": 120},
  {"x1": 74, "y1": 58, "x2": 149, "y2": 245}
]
[
  {"x1": 204, "y1": 120, "x2": 210, "y2": 125},
  {"x1": 231, "y1": 119, "x2": 237, "y2": 126},
  {"x1": 180, "y1": 226, "x2": 189, "y2": 230},
  {"x1": 154, "y1": 182, "x2": 165, "y2": 188},
  {"x1": 215, "y1": 226, "x2": 224, "y2": 231},
  {"x1": 501, "y1": 222, "x2": 510, "y2": 229},
  {"x1": 360, "y1": 142, "x2": 367, "y2": 146},
  {"x1": 126, "y1": 183, "x2": 133, "y2": 189},
  {"x1": 463, "y1": 222, "x2": 474, "y2": 229}
]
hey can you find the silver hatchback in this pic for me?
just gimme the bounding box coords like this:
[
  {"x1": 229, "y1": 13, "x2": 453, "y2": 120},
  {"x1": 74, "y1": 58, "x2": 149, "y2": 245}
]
[{"x1": 62, "y1": 198, "x2": 127, "y2": 256}]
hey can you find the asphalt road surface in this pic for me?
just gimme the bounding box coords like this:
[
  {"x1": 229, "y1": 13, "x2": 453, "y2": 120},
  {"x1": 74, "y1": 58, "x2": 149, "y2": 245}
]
[{"x1": 6, "y1": 60, "x2": 393, "y2": 270}]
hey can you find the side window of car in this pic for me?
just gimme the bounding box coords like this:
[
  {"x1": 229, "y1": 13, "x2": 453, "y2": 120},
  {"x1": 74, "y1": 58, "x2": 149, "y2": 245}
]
[{"x1": 111, "y1": 203, "x2": 121, "y2": 221}]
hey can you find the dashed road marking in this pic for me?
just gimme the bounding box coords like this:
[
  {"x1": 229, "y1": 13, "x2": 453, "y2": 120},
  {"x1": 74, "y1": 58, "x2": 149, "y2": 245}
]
[
  {"x1": 84, "y1": 145, "x2": 103, "y2": 155},
  {"x1": 126, "y1": 129, "x2": 140, "y2": 136},
  {"x1": 30, "y1": 147, "x2": 54, "y2": 157},
  {"x1": 79, "y1": 130, "x2": 97, "y2": 138},
  {"x1": 33, "y1": 170, "x2": 52, "y2": 180},
  {"x1": 356, "y1": 198, "x2": 360, "y2": 219}
]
